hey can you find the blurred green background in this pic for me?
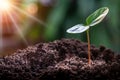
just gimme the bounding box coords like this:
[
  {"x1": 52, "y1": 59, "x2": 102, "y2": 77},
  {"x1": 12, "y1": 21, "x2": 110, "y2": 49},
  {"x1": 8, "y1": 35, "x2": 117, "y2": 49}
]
[
  {"x1": 0, "y1": 0, "x2": 120, "y2": 55},
  {"x1": 45, "y1": 0, "x2": 120, "y2": 53}
]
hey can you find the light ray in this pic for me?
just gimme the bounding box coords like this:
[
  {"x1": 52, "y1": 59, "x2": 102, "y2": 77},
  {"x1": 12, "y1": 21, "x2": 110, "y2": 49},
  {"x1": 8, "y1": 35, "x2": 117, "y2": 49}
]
[
  {"x1": 6, "y1": 11, "x2": 28, "y2": 45},
  {"x1": 12, "y1": 11, "x2": 23, "y2": 23},
  {"x1": 0, "y1": 13, "x2": 3, "y2": 51},
  {"x1": 11, "y1": 4, "x2": 46, "y2": 27},
  {"x1": 2, "y1": 13, "x2": 11, "y2": 33},
  {"x1": 0, "y1": 0, "x2": 46, "y2": 51}
]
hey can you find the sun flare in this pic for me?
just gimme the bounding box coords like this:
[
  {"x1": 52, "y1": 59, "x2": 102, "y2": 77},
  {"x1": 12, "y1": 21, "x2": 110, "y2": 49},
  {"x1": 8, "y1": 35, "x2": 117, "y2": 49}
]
[
  {"x1": 0, "y1": 0, "x2": 45, "y2": 51},
  {"x1": 0, "y1": 0, "x2": 12, "y2": 11}
]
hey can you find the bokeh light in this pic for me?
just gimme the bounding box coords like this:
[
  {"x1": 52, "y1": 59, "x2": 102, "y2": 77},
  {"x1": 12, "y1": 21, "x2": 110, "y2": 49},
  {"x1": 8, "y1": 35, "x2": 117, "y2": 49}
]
[{"x1": 26, "y1": 3, "x2": 38, "y2": 15}]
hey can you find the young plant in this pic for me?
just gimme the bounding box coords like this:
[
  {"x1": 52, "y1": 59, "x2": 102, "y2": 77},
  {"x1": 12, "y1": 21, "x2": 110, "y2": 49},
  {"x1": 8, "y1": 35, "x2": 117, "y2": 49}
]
[{"x1": 66, "y1": 7, "x2": 109, "y2": 65}]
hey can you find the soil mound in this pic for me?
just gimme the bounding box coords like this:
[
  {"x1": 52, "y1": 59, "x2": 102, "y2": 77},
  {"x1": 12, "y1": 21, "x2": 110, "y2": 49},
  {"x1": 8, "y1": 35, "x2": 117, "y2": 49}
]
[{"x1": 0, "y1": 39, "x2": 120, "y2": 80}]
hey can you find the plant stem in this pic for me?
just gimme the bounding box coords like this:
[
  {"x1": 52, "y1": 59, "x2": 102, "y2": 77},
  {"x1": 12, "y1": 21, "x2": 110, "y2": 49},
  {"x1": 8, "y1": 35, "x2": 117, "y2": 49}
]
[{"x1": 86, "y1": 30, "x2": 91, "y2": 65}]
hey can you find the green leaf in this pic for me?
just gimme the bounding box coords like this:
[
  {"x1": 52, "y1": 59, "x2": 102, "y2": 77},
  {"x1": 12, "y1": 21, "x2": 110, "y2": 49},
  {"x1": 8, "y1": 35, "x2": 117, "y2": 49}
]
[
  {"x1": 86, "y1": 7, "x2": 109, "y2": 26},
  {"x1": 66, "y1": 24, "x2": 90, "y2": 33}
]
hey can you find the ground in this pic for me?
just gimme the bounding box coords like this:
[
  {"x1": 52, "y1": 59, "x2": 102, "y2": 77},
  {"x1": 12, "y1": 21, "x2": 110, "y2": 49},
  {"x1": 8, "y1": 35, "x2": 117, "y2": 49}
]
[{"x1": 0, "y1": 39, "x2": 120, "y2": 80}]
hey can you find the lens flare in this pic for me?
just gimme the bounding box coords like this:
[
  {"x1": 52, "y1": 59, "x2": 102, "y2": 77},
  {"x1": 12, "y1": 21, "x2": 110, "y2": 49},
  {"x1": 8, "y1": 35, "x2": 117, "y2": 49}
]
[
  {"x1": 0, "y1": 0, "x2": 46, "y2": 52},
  {"x1": 0, "y1": 0, "x2": 12, "y2": 11}
]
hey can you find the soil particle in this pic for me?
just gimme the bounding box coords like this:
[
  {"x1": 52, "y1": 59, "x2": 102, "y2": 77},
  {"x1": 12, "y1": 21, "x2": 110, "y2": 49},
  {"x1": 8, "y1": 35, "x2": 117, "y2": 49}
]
[{"x1": 0, "y1": 38, "x2": 120, "y2": 80}]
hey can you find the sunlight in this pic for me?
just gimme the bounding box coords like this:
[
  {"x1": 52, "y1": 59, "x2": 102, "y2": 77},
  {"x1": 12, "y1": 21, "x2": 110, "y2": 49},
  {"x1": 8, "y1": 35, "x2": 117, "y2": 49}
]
[
  {"x1": 6, "y1": 11, "x2": 28, "y2": 44},
  {"x1": 11, "y1": 4, "x2": 46, "y2": 26},
  {"x1": 0, "y1": 0, "x2": 12, "y2": 11},
  {"x1": 0, "y1": 13, "x2": 3, "y2": 50},
  {"x1": 0, "y1": 0, "x2": 46, "y2": 51}
]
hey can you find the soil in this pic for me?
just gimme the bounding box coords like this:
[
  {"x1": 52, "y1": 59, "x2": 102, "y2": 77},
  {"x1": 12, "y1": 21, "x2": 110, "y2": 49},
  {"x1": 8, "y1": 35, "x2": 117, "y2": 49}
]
[{"x1": 0, "y1": 38, "x2": 120, "y2": 80}]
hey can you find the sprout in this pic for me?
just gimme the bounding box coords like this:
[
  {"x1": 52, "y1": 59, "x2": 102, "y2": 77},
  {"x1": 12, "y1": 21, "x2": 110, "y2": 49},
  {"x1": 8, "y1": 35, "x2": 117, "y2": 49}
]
[
  {"x1": 66, "y1": 7, "x2": 109, "y2": 65},
  {"x1": 67, "y1": 24, "x2": 89, "y2": 33}
]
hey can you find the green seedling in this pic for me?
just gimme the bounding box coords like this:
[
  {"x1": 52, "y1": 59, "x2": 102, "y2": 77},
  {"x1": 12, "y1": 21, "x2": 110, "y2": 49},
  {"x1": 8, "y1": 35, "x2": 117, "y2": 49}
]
[{"x1": 66, "y1": 7, "x2": 109, "y2": 65}]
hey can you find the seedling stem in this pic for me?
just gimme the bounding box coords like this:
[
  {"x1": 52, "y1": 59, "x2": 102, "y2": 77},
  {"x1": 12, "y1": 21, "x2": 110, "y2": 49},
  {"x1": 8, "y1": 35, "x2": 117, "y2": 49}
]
[{"x1": 86, "y1": 30, "x2": 91, "y2": 65}]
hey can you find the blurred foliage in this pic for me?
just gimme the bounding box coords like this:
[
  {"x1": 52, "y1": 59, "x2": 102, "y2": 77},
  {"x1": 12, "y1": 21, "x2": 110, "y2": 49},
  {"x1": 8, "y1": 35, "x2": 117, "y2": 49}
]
[
  {"x1": 1, "y1": 0, "x2": 120, "y2": 55},
  {"x1": 44, "y1": 0, "x2": 120, "y2": 53}
]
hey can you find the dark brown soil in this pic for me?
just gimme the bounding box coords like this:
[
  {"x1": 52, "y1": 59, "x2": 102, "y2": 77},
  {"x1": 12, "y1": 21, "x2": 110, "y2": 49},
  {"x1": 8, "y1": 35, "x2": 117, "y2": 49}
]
[{"x1": 0, "y1": 39, "x2": 120, "y2": 80}]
